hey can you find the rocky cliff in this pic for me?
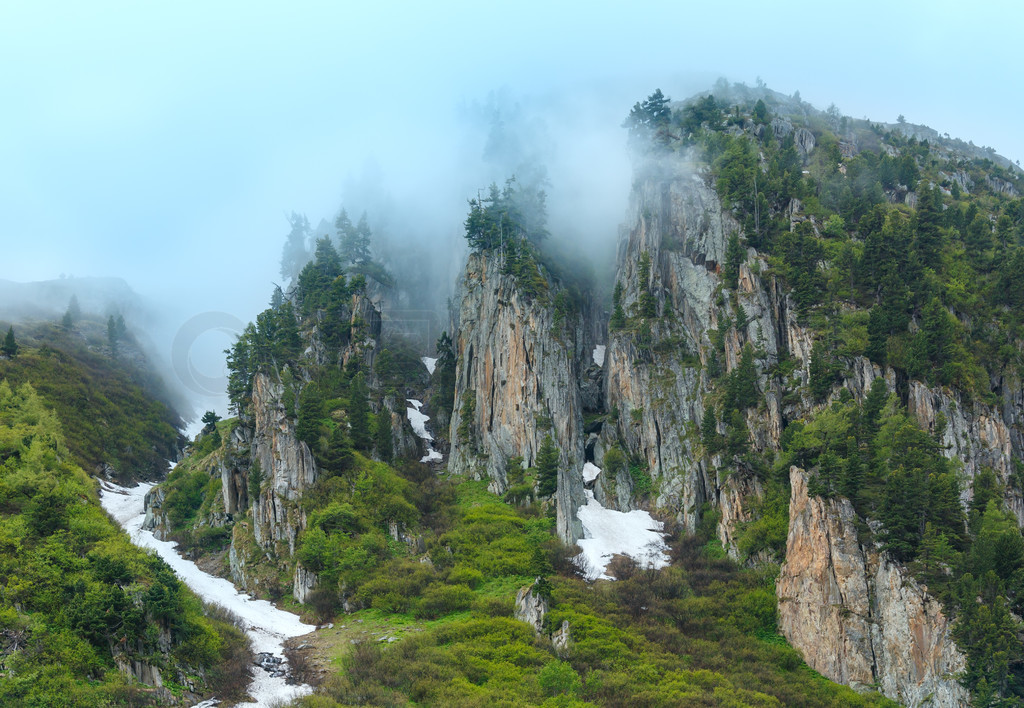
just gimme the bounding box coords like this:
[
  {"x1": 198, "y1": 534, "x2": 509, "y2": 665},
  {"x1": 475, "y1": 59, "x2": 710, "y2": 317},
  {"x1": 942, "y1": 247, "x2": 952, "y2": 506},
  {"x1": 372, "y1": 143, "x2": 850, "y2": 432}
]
[
  {"x1": 778, "y1": 467, "x2": 969, "y2": 707},
  {"x1": 601, "y1": 149, "x2": 991, "y2": 702},
  {"x1": 447, "y1": 251, "x2": 588, "y2": 542},
  {"x1": 603, "y1": 154, "x2": 812, "y2": 540}
]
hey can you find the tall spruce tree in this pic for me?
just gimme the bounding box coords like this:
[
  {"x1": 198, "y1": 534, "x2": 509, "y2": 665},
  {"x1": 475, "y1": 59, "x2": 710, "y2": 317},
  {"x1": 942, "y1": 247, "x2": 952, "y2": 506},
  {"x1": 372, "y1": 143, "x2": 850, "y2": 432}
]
[
  {"x1": 2, "y1": 326, "x2": 18, "y2": 358},
  {"x1": 348, "y1": 372, "x2": 372, "y2": 451},
  {"x1": 536, "y1": 435, "x2": 559, "y2": 497}
]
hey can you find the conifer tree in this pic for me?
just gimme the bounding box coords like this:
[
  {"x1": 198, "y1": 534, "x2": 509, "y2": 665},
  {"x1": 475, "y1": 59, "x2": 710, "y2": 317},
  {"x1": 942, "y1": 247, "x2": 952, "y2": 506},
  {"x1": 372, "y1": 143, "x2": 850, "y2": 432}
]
[
  {"x1": 107, "y1": 316, "x2": 119, "y2": 354},
  {"x1": 610, "y1": 282, "x2": 627, "y2": 330},
  {"x1": 296, "y1": 382, "x2": 325, "y2": 447},
  {"x1": 62, "y1": 295, "x2": 81, "y2": 330},
  {"x1": 280, "y1": 211, "x2": 311, "y2": 283},
  {"x1": 374, "y1": 408, "x2": 393, "y2": 462},
  {"x1": 318, "y1": 425, "x2": 353, "y2": 476},
  {"x1": 637, "y1": 251, "x2": 656, "y2": 318},
  {"x1": 723, "y1": 233, "x2": 745, "y2": 290},
  {"x1": 536, "y1": 435, "x2": 559, "y2": 497},
  {"x1": 701, "y1": 404, "x2": 719, "y2": 453},
  {"x1": 725, "y1": 344, "x2": 758, "y2": 411},
  {"x1": 2, "y1": 326, "x2": 18, "y2": 358},
  {"x1": 914, "y1": 185, "x2": 944, "y2": 269},
  {"x1": 348, "y1": 372, "x2": 372, "y2": 451}
]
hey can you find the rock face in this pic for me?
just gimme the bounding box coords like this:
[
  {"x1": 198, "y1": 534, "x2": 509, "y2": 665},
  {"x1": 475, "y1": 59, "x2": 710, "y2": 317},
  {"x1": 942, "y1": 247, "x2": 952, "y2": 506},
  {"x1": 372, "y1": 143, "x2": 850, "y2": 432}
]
[
  {"x1": 142, "y1": 485, "x2": 170, "y2": 540},
  {"x1": 601, "y1": 152, "x2": 981, "y2": 703},
  {"x1": 604, "y1": 157, "x2": 727, "y2": 530},
  {"x1": 906, "y1": 377, "x2": 1024, "y2": 522},
  {"x1": 448, "y1": 251, "x2": 587, "y2": 542},
  {"x1": 603, "y1": 154, "x2": 808, "y2": 535},
  {"x1": 248, "y1": 372, "x2": 318, "y2": 555},
  {"x1": 777, "y1": 467, "x2": 968, "y2": 707},
  {"x1": 293, "y1": 563, "x2": 318, "y2": 604},
  {"x1": 513, "y1": 581, "x2": 548, "y2": 636}
]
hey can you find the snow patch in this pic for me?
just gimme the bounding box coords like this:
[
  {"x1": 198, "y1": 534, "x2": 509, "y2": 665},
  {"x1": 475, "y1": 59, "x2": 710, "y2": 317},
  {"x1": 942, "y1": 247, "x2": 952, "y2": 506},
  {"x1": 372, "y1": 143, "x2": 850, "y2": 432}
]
[
  {"x1": 406, "y1": 399, "x2": 433, "y2": 441},
  {"x1": 406, "y1": 399, "x2": 444, "y2": 463},
  {"x1": 592, "y1": 345, "x2": 606, "y2": 367},
  {"x1": 99, "y1": 481, "x2": 314, "y2": 707},
  {"x1": 421, "y1": 356, "x2": 438, "y2": 375},
  {"x1": 575, "y1": 490, "x2": 669, "y2": 581},
  {"x1": 582, "y1": 462, "x2": 602, "y2": 483}
]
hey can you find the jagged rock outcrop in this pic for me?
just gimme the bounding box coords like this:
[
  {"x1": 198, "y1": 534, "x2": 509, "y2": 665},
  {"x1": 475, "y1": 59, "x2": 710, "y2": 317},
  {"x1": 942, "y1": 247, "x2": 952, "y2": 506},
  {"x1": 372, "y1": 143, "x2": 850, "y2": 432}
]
[
  {"x1": 248, "y1": 372, "x2": 317, "y2": 554},
  {"x1": 777, "y1": 467, "x2": 968, "y2": 707},
  {"x1": 906, "y1": 377, "x2": 1024, "y2": 520},
  {"x1": 604, "y1": 154, "x2": 811, "y2": 534},
  {"x1": 293, "y1": 563, "x2": 318, "y2": 604},
  {"x1": 551, "y1": 620, "x2": 572, "y2": 658},
  {"x1": 793, "y1": 127, "x2": 815, "y2": 159},
  {"x1": 142, "y1": 485, "x2": 170, "y2": 540},
  {"x1": 113, "y1": 654, "x2": 163, "y2": 688},
  {"x1": 448, "y1": 251, "x2": 586, "y2": 542},
  {"x1": 514, "y1": 581, "x2": 548, "y2": 636},
  {"x1": 716, "y1": 469, "x2": 764, "y2": 561},
  {"x1": 604, "y1": 158, "x2": 726, "y2": 528}
]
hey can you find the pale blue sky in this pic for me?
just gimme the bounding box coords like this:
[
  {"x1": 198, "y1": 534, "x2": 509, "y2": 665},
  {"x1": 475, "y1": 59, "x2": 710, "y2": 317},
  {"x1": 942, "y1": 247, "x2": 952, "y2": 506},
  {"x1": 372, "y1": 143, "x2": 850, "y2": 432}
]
[{"x1": 1, "y1": 0, "x2": 1020, "y2": 414}]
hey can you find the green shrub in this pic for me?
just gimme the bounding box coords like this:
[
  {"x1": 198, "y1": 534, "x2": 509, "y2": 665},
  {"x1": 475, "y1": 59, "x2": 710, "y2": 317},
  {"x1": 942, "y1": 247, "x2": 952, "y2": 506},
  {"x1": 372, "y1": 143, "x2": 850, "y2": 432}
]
[{"x1": 415, "y1": 584, "x2": 474, "y2": 619}]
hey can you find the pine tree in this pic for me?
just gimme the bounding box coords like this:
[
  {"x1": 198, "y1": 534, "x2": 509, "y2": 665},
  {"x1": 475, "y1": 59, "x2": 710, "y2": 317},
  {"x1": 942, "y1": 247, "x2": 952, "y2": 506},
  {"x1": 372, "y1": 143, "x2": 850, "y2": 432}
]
[
  {"x1": 839, "y1": 442, "x2": 864, "y2": 503},
  {"x1": 701, "y1": 404, "x2": 719, "y2": 453},
  {"x1": 914, "y1": 185, "x2": 944, "y2": 269},
  {"x1": 623, "y1": 88, "x2": 672, "y2": 146},
  {"x1": 348, "y1": 373, "x2": 372, "y2": 451},
  {"x1": 808, "y1": 340, "x2": 839, "y2": 402},
  {"x1": 724, "y1": 233, "x2": 745, "y2": 290},
  {"x1": 609, "y1": 282, "x2": 627, "y2": 331},
  {"x1": 536, "y1": 435, "x2": 559, "y2": 497},
  {"x1": 430, "y1": 331, "x2": 457, "y2": 414},
  {"x1": 335, "y1": 209, "x2": 355, "y2": 260},
  {"x1": 809, "y1": 450, "x2": 841, "y2": 497},
  {"x1": 62, "y1": 295, "x2": 81, "y2": 330},
  {"x1": 351, "y1": 213, "x2": 373, "y2": 265},
  {"x1": 2, "y1": 326, "x2": 18, "y2": 358},
  {"x1": 374, "y1": 409, "x2": 393, "y2": 462},
  {"x1": 725, "y1": 344, "x2": 758, "y2": 411},
  {"x1": 107, "y1": 316, "x2": 119, "y2": 354},
  {"x1": 863, "y1": 377, "x2": 888, "y2": 436},
  {"x1": 317, "y1": 425, "x2": 353, "y2": 476},
  {"x1": 909, "y1": 297, "x2": 956, "y2": 385},
  {"x1": 637, "y1": 251, "x2": 656, "y2": 318},
  {"x1": 296, "y1": 383, "x2": 325, "y2": 447},
  {"x1": 280, "y1": 212, "x2": 311, "y2": 282}
]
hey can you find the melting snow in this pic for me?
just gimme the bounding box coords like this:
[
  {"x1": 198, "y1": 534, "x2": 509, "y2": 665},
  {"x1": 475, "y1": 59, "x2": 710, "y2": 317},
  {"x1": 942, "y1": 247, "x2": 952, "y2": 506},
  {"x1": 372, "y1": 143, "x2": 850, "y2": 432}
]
[
  {"x1": 406, "y1": 399, "x2": 443, "y2": 463},
  {"x1": 592, "y1": 345, "x2": 606, "y2": 367},
  {"x1": 406, "y1": 399, "x2": 433, "y2": 441},
  {"x1": 99, "y1": 481, "x2": 314, "y2": 707},
  {"x1": 575, "y1": 490, "x2": 669, "y2": 581},
  {"x1": 582, "y1": 462, "x2": 602, "y2": 483},
  {"x1": 421, "y1": 356, "x2": 438, "y2": 375}
]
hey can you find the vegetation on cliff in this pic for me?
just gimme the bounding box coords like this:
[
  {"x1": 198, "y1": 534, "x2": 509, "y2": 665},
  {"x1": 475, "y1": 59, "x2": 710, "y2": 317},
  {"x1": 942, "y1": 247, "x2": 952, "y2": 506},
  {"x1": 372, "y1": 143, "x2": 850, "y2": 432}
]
[{"x1": 631, "y1": 85, "x2": 1024, "y2": 703}]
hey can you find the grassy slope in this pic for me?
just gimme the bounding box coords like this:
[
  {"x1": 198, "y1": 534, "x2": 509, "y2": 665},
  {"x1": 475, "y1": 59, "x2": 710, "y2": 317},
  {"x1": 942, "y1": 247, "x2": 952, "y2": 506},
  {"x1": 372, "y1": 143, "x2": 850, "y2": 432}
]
[{"x1": 0, "y1": 321, "x2": 182, "y2": 481}]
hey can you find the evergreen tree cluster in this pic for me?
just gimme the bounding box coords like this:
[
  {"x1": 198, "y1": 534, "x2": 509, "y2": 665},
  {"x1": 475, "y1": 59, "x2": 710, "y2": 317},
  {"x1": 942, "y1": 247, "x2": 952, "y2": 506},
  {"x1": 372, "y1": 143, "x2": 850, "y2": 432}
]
[
  {"x1": 463, "y1": 177, "x2": 548, "y2": 252},
  {"x1": 645, "y1": 88, "x2": 1024, "y2": 402}
]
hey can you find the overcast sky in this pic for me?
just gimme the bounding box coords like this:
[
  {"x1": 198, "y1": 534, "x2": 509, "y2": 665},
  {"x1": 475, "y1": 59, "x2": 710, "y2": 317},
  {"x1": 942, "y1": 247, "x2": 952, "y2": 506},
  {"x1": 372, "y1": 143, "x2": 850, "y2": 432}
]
[{"x1": 1, "y1": 0, "x2": 1021, "y2": 416}]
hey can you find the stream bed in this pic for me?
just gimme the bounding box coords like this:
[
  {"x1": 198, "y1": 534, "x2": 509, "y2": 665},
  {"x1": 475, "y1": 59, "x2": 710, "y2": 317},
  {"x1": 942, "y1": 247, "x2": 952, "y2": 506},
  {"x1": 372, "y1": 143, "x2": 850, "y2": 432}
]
[{"x1": 100, "y1": 480, "x2": 315, "y2": 707}]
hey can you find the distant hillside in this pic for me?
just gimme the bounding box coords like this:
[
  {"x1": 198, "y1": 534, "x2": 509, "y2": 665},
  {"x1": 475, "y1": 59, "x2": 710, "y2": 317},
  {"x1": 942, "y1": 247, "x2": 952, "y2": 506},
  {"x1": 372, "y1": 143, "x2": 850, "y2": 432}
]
[{"x1": 0, "y1": 319, "x2": 184, "y2": 482}]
